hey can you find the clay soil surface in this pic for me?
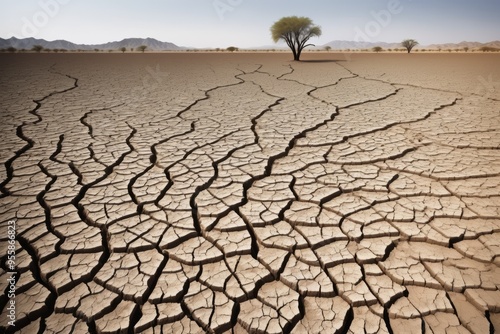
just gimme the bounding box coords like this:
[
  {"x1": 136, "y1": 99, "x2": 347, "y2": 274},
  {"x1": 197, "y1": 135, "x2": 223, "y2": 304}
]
[{"x1": 1, "y1": 52, "x2": 500, "y2": 333}]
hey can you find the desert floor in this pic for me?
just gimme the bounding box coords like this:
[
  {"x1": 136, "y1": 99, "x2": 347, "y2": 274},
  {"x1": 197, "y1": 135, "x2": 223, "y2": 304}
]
[{"x1": 0, "y1": 52, "x2": 500, "y2": 333}]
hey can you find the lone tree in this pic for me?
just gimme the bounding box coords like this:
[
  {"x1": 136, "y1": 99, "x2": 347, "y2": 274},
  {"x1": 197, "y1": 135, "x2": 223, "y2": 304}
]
[
  {"x1": 324, "y1": 46, "x2": 332, "y2": 52},
  {"x1": 271, "y1": 16, "x2": 322, "y2": 61},
  {"x1": 226, "y1": 46, "x2": 238, "y2": 52},
  {"x1": 137, "y1": 45, "x2": 147, "y2": 53},
  {"x1": 372, "y1": 46, "x2": 383, "y2": 53},
  {"x1": 401, "y1": 39, "x2": 418, "y2": 53},
  {"x1": 120, "y1": 47, "x2": 126, "y2": 53},
  {"x1": 32, "y1": 45, "x2": 44, "y2": 53}
]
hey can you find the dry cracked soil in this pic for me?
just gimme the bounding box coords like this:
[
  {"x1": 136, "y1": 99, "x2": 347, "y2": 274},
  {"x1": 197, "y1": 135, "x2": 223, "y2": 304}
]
[{"x1": 0, "y1": 52, "x2": 500, "y2": 333}]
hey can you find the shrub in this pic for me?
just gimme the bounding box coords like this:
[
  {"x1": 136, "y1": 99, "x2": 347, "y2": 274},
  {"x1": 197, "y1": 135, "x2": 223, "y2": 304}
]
[
  {"x1": 32, "y1": 45, "x2": 44, "y2": 53},
  {"x1": 480, "y1": 46, "x2": 500, "y2": 52}
]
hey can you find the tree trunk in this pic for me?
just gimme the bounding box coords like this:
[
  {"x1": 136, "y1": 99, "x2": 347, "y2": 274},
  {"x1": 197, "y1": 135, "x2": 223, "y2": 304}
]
[
  {"x1": 295, "y1": 47, "x2": 302, "y2": 61},
  {"x1": 290, "y1": 46, "x2": 298, "y2": 61}
]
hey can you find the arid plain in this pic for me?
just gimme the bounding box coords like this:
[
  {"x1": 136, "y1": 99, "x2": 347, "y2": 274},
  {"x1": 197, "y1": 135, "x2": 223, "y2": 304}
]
[{"x1": 1, "y1": 52, "x2": 500, "y2": 333}]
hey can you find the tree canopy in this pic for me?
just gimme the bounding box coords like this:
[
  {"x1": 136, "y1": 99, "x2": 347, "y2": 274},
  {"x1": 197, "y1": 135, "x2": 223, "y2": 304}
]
[{"x1": 271, "y1": 16, "x2": 322, "y2": 61}]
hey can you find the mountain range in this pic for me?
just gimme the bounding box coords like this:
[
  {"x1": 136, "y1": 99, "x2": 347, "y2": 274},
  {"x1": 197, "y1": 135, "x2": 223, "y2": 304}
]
[
  {"x1": 0, "y1": 37, "x2": 184, "y2": 51},
  {"x1": 322, "y1": 40, "x2": 500, "y2": 50},
  {"x1": 1, "y1": 37, "x2": 499, "y2": 51}
]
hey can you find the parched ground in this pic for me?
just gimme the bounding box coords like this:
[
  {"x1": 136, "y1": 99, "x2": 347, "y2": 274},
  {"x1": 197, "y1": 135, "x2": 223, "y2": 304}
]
[{"x1": 0, "y1": 52, "x2": 499, "y2": 333}]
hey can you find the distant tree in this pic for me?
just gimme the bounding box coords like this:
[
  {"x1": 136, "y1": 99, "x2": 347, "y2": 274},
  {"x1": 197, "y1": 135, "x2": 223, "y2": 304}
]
[
  {"x1": 120, "y1": 47, "x2": 126, "y2": 53},
  {"x1": 7, "y1": 46, "x2": 17, "y2": 53},
  {"x1": 438, "y1": 48, "x2": 442, "y2": 52},
  {"x1": 372, "y1": 46, "x2": 383, "y2": 53},
  {"x1": 32, "y1": 45, "x2": 44, "y2": 53},
  {"x1": 215, "y1": 48, "x2": 221, "y2": 52},
  {"x1": 324, "y1": 46, "x2": 332, "y2": 52},
  {"x1": 94, "y1": 48, "x2": 100, "y2": 52},
  {"x1": 271, "y1": 16, "x2": 322, "y2": 61},
  {"x1": 463, "y1": 47, "x2": 469, "y2": 52},
  {"x1": 60, "y1": 49, "x2": 67, "y2": 53},
  {"x1": 226, "y1": 46, "x2": 238, "y2": 52},
  {"x1": 401, "y1": 39, "x2": 419, "y2": 53},
  {"x1": 137, "y1": 45, "x2": 147, "y2": 53},
  {"x1": 44, "y1": 48, "x2": 52, "y2": 52},
  {"x1": 53, "y1": 49, "x2": 59, "y2": 53},
  {"x1": 387, "y1": 48, "x2": 392, "y2": 52}
]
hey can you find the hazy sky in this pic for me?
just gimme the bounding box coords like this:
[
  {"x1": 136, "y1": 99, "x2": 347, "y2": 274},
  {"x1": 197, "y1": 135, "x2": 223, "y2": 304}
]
[{"x1": 1, "y1": 0, "x2": 499, "y2": 47}]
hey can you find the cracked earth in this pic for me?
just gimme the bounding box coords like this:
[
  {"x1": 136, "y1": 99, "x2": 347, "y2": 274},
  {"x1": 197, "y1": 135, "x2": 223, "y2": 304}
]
[{"x1": 1, "y1": 53, "x2": 500, "y2": 333}]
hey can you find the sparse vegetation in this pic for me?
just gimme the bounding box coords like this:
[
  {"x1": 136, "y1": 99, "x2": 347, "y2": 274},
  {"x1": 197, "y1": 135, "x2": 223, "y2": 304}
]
[
  {"x1": 271, "y1": 16, "x2": 322, "y2": 61},
  {"x1": 137, "y1": 45, "x2": 147, "y2": 53},
  {"x1": 7, "y1": 46, "x2": 17, "y2": 53},
  {"x1": 226, "y1": 46, "x2": 238, "y2": 52},
  {"x1": 120, "y1": 47, "x2": 126, "y2": 53},
  {"x1": 480, "y1": 46, "x2": 500, "y2": 52},
  {"x1": 401, "y1": 39, "x2": 419, "y2": 53},
  {"x1": 32, "y1": 45, "x2": 44, "y2": 53},
  {"x1": 372, "y1": 46, "x2": 383, "y2": 53}
]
